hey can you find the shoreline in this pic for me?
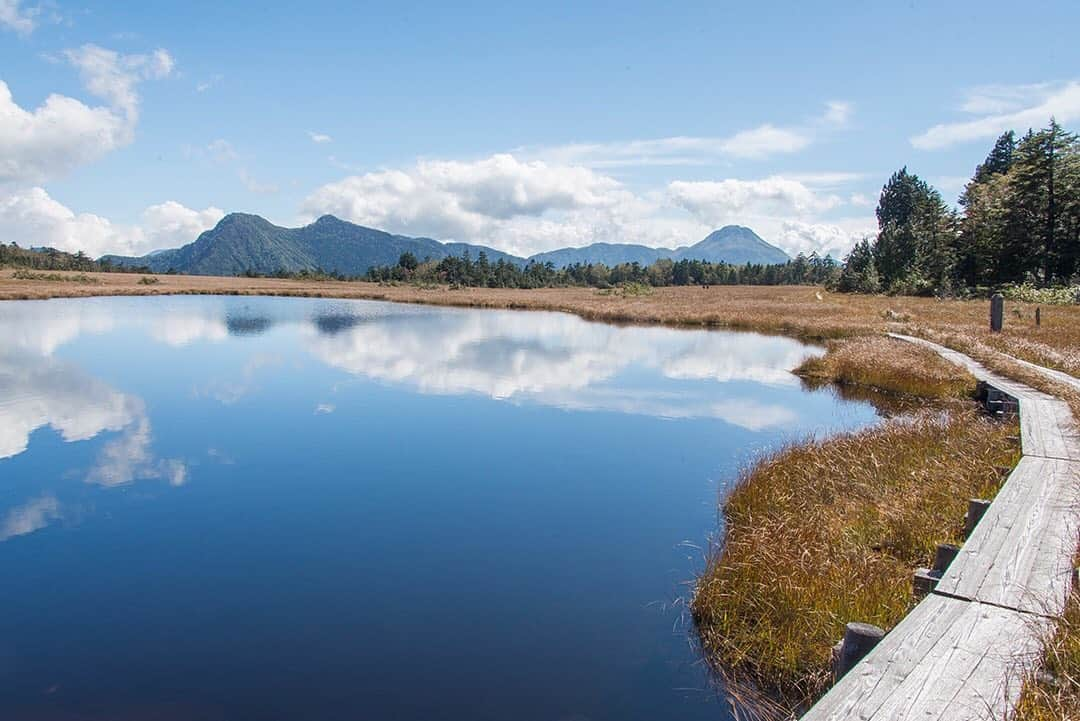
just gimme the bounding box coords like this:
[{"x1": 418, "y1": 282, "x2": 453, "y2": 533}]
[
  {"x1": 4, "y1": 269, "x2": 1079, "y2": 718},
  {"x1": 3, "y1": 270, "x2": 1080, "y2": 365}
]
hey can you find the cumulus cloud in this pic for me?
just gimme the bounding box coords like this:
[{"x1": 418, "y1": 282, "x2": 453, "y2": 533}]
[
  {"x1": 0, "y1": 0, "x2": 36, "y2": 35},
  {"x1": 912, "y1": 80, "x2": 1080, "y2": 149},
  {"x1": 303, "y1": 149, "x2": 873, "y2": 257},
  {"x1": 668, "y1": 176, "x2": 842, "y2": 226},
  {"x1": 301, "y1": 153, "x2": 646, "y2": 255},
  {"x1": 1, "y1": 45, "x2": 172, "y2": 186},
  {"x1": 774, "y1": 219, "x2": 876, "y2": 259},
  {"x1": 0, "y1": 81, "x2": 130, "y2": 185},
  {"x1": 0, "y1": 186, "x2": 222, "y2": 257}
]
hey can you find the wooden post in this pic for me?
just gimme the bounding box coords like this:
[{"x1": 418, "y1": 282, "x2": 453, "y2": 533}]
[
  {"x1": 933, "y1": 543, "x2": 961, "y2": 573},
  {"x1": 990, "y1": 293, "x2": 1004, "y2": 332},
  {"x1": 965, "y1": 499, "x2": 992, "y2": 538},
  {"x1": 1036, "y1": 306, "x2": 1041, "y2": 326},
  {"x1": 833, "y1": 622, "x2": 885, "y2": 681},
  {"x1": 913, "y1": 568, "x2": 939, "y2": 599}
]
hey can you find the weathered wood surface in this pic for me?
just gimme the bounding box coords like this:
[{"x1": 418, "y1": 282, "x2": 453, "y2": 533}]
[
  {"x1": 936, "y1": 455, "x2": 1080, "y2": 615},
  {"x1": 803, "y1": 595, "x2": 1048, "y2": 721},
  {"x1": 1020, "y1": 398, "x2": 1080, "y2": 461},
  {"x1": 801, "y1": 336, "x2": 1080, "y2": 720}
]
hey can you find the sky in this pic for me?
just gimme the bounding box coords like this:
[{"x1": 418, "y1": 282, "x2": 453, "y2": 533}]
[{"x1": 1, "y1": 0, "x2": 1078, "y2": 260}]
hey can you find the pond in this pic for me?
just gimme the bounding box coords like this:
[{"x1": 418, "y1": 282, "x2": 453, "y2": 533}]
[{"x1": 0, "y1": 295, "x2": 878, "y2": 721}]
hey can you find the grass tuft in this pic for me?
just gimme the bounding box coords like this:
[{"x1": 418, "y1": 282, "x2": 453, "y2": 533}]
[
  {"x1": 795, "y1": 336, "x2": 978, "y2": 400},
  {"x1": 691, "y1": 407, "x2": 1020, "y2": 709},
  {"x1": 1014, "y1": 556, "x2": 1080, "y2": 721}
]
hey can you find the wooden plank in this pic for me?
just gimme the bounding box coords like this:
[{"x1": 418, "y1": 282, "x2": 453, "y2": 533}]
[
  {"x1": 936, "y1": 456, "x2": 1080, "y2": 615},
  {"x1": 803, "y1": 595, "x2": 966, "y2": 720},
  {"x1": 886, "y1": 334, "x2": 1049, "y2": 402},
  {"x1": 1020, "y1": 399, "x2": 1080, "y2": 461},
  {"x1": 804, "y1": 596, "x2": 1048, "y2": 721}
]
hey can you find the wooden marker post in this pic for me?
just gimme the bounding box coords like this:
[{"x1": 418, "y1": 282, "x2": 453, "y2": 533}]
[{"x1": 990, "y1": 293, "x2": 1004, "y2": 332}]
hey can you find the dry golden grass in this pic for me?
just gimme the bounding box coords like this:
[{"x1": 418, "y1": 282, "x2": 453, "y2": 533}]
[
  {"x1": 796, "y1": 336, "x2": 978, "y2": 399},
  {"x1": 691, "y1": 408, "x2": 1020, "y2": 709},
  {"x1": 1014, "y1": 556, "x2": 1080, "y2": 721},
  {"x1": 2, "y1": 270, "x2": 1080, "y2": 376}
]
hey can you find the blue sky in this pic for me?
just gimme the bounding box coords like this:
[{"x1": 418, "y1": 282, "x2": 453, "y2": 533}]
[{"x1": 2, "y1": 0, "x2": 1078, "y2": 259}]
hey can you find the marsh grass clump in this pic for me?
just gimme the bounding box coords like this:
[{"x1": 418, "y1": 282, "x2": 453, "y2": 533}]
[
  {"x1": 12, "y1": 270, "x2": 99, "y2": 284},
  {"x1": 139, "y1": 275, "x2": 160, "y2": 285},
  {"x1": 796, "y1": 336, "x2": 977, "y2": 399},
  {"x1": 1014, "y1": 559, "x2": 1080, "y2": 721},
  {"x1": 691, "y1": 408, "x2": 1020, "y2": 708}
]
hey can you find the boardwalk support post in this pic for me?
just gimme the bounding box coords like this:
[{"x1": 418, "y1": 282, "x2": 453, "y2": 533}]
[
  {"x1": 965, "y1": 499, "x2": 992, "y2": 539},
  {"x1": 833, "y1": 622, "x2": 886, "y2": 682},
  {"x1": 913, "y1": 543, "x2": 962, "y2": 600},
  {"x1": 933, "y1": 543, "x2": 961, "y2": 573},
  {"x1": 990, "y1": 293, "x2": 1004, "y2": 332},
  {"x1": 1036, "y1": 306, "x2": 1041, "y2": 327}
]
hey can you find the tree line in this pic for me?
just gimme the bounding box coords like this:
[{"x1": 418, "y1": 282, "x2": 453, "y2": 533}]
[
  {"x1": 839, "y1": 119, "x2": 1079, "y2": 295},
  {"x1": 0, "y1": 243, "x2": 152, "y2": 273},
  {"x1": 364, "y1": 249, "x2": 841, "y2": 289}
]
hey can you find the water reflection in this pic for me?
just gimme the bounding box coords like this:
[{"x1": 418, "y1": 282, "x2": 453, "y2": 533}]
[{"x1": 0, "y1": 296, "x2": 877, "y2": 721}]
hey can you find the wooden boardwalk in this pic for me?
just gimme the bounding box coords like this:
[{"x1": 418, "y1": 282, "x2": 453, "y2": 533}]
[{"x1": 803, "y1": 335, "x2": 1080, "y2": 721}]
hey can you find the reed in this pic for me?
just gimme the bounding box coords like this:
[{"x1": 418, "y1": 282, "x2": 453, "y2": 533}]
[
  {"x1": 795, "y1": 336, "x2": 977, "y2": 399},
  {"x1": 691, "y1": 408, "x2": 1020, "y2": 709},
  {"x1": 1014, "y1": 556, "x2": 1080, "y2": 721}
]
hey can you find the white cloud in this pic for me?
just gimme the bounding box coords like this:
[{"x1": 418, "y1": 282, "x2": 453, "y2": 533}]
[
  {"x1": 71, "y1": 44, "x2": 172, "y2": 101},
  {"x1": 308, "y1": 131, "x2": 332, "y2": 144},
  {"x1": 301, "y1": 153, "x2": 645, "y2": 255},
  {"x1": 716, "y1": 124, "x2": 811, "y2": 159},
  {"x1": 140, "y1": 200, "x2": 225, "y2": 250},
  {"x1": 666, "y1": 177, "x2": 875, "y2": 258},
  {"x1": 0, "y1": 186, "x2": 222, "y2": 257},
  {"x1": 0, "y1": 80, "x2": 130, "y2": 185},
  {"x1": 0, "y1": 0, "x2": 36, "y2": 35},
  {"x1": 1, "y1": 45, "x2": 173, "y2": 186},
  {"x1": 530, "y1": 101, "x2": 852, "y2": 168},
  {"x1": 63, "y1": 44, "x2": 174, "y2": 121},
  {"x1": 303, "y1": 151, "x2": 873, "y2": 257},
  {"x1": 668, "y1": 176, "x2": 842, "y2": 226},
  {"x1": 774, "y1": 219, "x2": 876, "y2": 259},
  {"x1": 912, "y1": 80, "x2": 1080, "y2": 149}
]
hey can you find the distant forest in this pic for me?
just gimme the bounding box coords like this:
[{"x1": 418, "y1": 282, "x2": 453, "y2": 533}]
[
  {"x1": 0, "y1": 244, "x2": 151, "y2": 274},
  {"x1": 5, "y1": 120, "x2": 1076, "y2": 299}
]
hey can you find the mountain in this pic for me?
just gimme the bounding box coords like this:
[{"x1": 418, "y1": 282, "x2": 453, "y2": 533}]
[
  {"x1": 103, "y1": 213, "x2": 524, "y2": 276},
  {"x1": 530, "y1": 226, "x2": 789, "y2": 267},
  {"x1": 103, "y1": 215, "x2": 789, "y2": 276}
]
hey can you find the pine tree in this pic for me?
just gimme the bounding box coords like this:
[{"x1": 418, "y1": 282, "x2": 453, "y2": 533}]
[
  {"x1": 872, "y1": 168, "x2": 957, "y2": 293},
  {"x1": 1006, "y1": 120, "x2": 1080, "y2": 284}
]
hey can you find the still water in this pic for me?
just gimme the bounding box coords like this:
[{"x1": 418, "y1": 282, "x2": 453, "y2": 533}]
[{"x1": 0, "y1": 296, "x2": 878, "y2": 721}]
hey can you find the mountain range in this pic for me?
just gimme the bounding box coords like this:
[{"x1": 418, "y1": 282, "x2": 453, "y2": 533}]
[{"x1": 103, "y1": 213, "x2": 790, "y2": 276}]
